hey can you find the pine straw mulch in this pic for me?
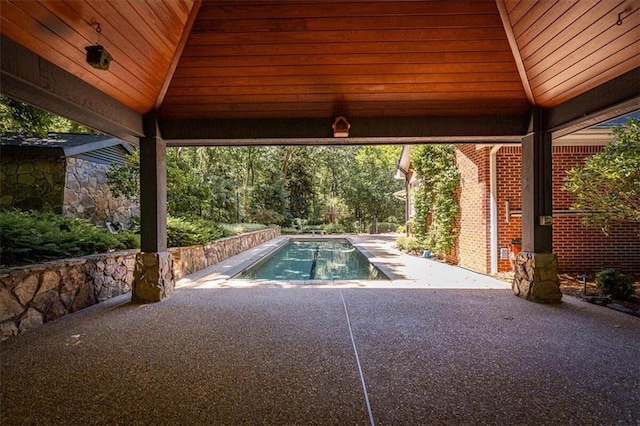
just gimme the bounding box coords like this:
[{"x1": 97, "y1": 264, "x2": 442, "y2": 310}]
[{"x1": 494, "y1": 271, "x2": 640, "y2": 316}]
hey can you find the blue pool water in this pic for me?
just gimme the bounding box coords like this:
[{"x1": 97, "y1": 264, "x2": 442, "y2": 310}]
[{"x1": 235, "y1": 239, "x2": 386, "y2": 280}]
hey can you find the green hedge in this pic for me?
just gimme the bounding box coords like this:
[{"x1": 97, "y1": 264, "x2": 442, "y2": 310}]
[
  {"x1": 0, "y1": 210, "x2": 139, "y2": 267},
  {"x1": 0, "y1": 210, "x2": 270, "y2": 267},
  {"x1": 167, "y1": 216, "x2": 224, "y2": 247}
]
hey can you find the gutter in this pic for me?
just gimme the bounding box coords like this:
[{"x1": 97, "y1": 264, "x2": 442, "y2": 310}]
[{"x1": 489, "y1": 144, "x2": 503, "y2": 275}]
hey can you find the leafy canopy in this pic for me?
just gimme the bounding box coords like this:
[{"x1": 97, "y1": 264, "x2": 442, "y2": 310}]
[{"x1": 563, "y1": 118, "x2": 640, "y2": 232}]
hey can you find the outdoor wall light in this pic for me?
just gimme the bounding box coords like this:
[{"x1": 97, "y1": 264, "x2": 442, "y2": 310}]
[{"x1": 332, "y1": 116, "x2": 350, "y2": 138}]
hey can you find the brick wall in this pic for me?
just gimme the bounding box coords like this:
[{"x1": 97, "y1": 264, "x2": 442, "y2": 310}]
[
  {"x1": 454, "y1": 145, "x2": 490, "y2": 272},
  {"x1": 495, "y1": 145, "x2": 640, "y2": 275},
  {"x1": 496, "y1": 146, "x2": 522, "y2": 272}
]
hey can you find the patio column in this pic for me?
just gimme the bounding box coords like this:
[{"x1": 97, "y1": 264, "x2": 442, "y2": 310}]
[
  {"x1": 132, "y1": 112, "x2": 174, "y2": 302},
  {"x1": 512, "y1": 107, "x2": 562, "y2": 303}
]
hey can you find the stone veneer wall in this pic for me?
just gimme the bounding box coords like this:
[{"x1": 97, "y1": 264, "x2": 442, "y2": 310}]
[
  {"x1": 63, "y1": 157, "x2": 139, "y2": 227},
  {"x1": 0, "y1": 227, "x2": 280, "y2": 340},
  {"x1": 0, "y1": 155, "x2": 66, "y2": 212}
]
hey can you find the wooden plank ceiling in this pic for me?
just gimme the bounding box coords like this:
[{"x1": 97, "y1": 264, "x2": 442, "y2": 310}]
[{"x1": 1, "y1": 0, "x2": 638, "y2": 125}]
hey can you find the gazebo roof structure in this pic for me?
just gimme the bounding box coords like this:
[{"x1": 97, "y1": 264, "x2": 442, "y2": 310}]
[
  {"x1": 1, "y1": 1, "x2": 639, "y2": 304},
  {"x1": 1, "y1": 0, "x2": 638, "y2": 145}
]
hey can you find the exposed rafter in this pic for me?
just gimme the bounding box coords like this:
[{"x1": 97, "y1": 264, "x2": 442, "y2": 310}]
[{"x1": 495, "y1": 0, "x2": 535, "y2": 104}]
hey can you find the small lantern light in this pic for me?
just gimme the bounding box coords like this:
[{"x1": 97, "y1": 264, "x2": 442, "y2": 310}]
[{"x1": 332, "y1": 116, "x2": 350, "y2": 138}]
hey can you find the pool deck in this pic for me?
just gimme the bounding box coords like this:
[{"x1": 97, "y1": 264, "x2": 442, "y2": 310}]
[{"x1": 2, "y1": 234, "x2": 639, "y2": 425}]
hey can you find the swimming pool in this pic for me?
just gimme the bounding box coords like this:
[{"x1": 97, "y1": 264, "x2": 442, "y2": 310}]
[{"x1": 235, "y1": 239, "x2": 387, "y2": 281}]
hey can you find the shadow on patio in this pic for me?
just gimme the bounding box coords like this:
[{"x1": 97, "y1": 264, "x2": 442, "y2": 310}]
[{"x1": 2, "y1": 236, "x2": 639, "y2": 425}]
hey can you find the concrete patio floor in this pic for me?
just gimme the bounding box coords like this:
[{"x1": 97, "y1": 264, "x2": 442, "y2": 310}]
[{"x1": 2, "y1": 235, "x2": 639, "y2": 425}]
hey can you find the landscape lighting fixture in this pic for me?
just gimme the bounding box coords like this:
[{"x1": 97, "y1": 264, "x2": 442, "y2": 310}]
[{"x1": 332, "y1": 116, "x2": 350, "y2": 138}]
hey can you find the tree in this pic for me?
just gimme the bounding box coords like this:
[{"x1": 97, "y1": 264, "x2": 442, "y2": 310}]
[
  {"x1": 344, "y1": 145, "x2": 404, "y2": 227},
  {"x1": 563, "y1": 118, "x2": 640, "y2": 232},
  {"x1": 0, "y1": 95, "x2": 92, "y2": 135}
]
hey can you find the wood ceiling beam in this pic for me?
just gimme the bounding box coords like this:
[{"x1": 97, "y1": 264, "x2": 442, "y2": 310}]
[
  {"x1": 0, "y1": 35, "x2": 143, "y2": 144},
  {"x1": 548, "y1": 67, "x2": 640, "y2": 139},
  {"x1": 159, "y1": 114, "x2": 530, "y2": 146},
  {"x1": 154, "y1": 0, "x2": 202, "y2": 109},
  {"x1": 495, "y1": 0, "x2": 535, "y2": 104}
]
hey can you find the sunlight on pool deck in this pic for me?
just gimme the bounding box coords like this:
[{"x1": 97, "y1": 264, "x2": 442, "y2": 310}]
[{"x1": 176, "y1": 234, "x2": 510, "y2": 290}]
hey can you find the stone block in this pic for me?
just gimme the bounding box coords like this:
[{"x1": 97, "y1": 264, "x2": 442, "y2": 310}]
[
  {"x1": 70, "y1": 282, "x2": 95, "y2": 313},
  {"x1": 39, "y1": 271, "x2": 61, "y2": 293},
  {"x1": 0, "y1": 286, "x2": 25, "y2": 322},
  {"x1": 132, "y1": 252, "x2": 175, "y2": 303},
  {"x1": 512, "y1": 251, "x2": 562, "y2": 304},
  {"x1": 17, "y1": 174, "x2": 36, "y2": 185},
  {"x1": 14, "y1": 274, "x2": 39, "y2": 305},
  {"x1": 19, "y1": 308, "x2": 43, "y2": 333},
  {"x1": 1, "y1": 322, "x2": 18, "y2": 341}
]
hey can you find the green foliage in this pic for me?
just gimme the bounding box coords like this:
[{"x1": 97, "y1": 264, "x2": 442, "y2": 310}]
[
  {"x1": 0, "y1": 95, "x2": 92, "y2": 136},
  {"x1": 166, "y1": 216, "x2": 224, "y2": 247},
  {"x1": 250, "y1": 208, "x2": 285, "y2": 225},
  {"x1": 595, "y1": 268, "x2": 634, "y2": 300},
  {"x1": 395, "y1": 235, "x2": 427, "y2": 255},
  {"x1": 0, "y1": 210, "x2": 138, "y2": 267},
  {"x1": 106, "y1": 150, "x2": 140, "y2": 201},
  {"x1": 375, "y1": 222, "x2": 399, "y2": 233},
  {"x1": 323, "y1": 223, "x2": 345, "y2": 234},
  {"x1": 107, "y1": 145, "x2": 405, "y2": 232},
  {"x1": 563, "y1": 119, "x2": 640, "y2": 232},
  {"x1": 220, "y1": 223, "x2": 267, "y2": 237},
  {"x1": 411, "y1": 145, "x2": 460, "y2": 254}
]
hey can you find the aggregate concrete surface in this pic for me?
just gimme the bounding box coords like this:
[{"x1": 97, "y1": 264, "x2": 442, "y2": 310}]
[{"x1": 2, "y1": 235, "x2": 639, "y2": 425}]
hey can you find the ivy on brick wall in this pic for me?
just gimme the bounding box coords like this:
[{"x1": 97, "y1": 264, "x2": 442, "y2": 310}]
[{"x1": 411, "y1": 145, "x2": 460, "y2": 254}]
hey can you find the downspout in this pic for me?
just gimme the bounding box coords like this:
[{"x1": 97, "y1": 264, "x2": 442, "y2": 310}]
[
  {"x1": 489, "y1": 144, "x2": 503, "y2": 275},
  {"x1": 397, "y1": 164, "x2": 411, "y2": 235}
]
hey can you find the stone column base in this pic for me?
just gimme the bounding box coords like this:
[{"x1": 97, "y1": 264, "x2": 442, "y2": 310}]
[
  {"x1": 512, "y1": 251, "x2": 562, "y2": 303},
  {"x1": 132, "y1": 252, "x2": 174, "y2": 302}
]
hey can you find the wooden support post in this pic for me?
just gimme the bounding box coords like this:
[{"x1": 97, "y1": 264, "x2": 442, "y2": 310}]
[
  {"x1": 132, "y1": 112, "x2": 174, "y2": 302},
  {"x1": 513, "y1": 107, "x2": 562, "y2": 303},
  {"x1": 521, "y1": 107, "x2": 553, "y2": 253}
]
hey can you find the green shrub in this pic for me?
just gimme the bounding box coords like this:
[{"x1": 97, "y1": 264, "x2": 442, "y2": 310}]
[
  {"x1": 167, "y1": 216, "x2": 224, "y2": 247},
  {"x1": 323, "y1": 223, "x2": 344, "y2": 234},
  {"x1": 395, "y1": 235, "x2": 427, "y2": 255},
  {"x1": 251, "y1": 208, "x2": 284, "y2": 225},
  {"x1": 375, "y1": 222, "x2": 398, "y2": 233},
  {"x1": 220, "y1": 223, "x2": 267, "y2": 237},
  {"x1": 595, "y1": 268, "x2": 634, "y2": 300},
  {"x1": 0, "y1": 210, "x2": 138, "y2": 267}
]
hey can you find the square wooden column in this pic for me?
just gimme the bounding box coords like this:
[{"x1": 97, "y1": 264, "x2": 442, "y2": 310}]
[
  {"x1": 132, "y1": 112, "x2": 174, "y2": 302},
  {"x1": 513, "y1": 107, "x2": 562, "y2": 303}
]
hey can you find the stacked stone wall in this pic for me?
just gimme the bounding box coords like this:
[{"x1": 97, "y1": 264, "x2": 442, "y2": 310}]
[
  {"x1": 0, "y1": 155, "x2": 66, "y2": 212},
  {"x1": 170, "y1": 227, "x2": 281, "y2": 279},
  {"x1": 63, "y1": 157, "x2": 139, "y2": 227},
  {"x1": 0, "y1": 227, "x2": 279, "y2": 340}
]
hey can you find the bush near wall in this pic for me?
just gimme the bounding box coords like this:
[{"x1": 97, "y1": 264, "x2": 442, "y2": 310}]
[{"x1": 0, "y1": 227, "x2": 280, "y2": 340}]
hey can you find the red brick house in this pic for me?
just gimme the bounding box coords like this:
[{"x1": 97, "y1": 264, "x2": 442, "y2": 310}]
[{"x1": 398, "y1": 116, "x2": 640, "y2": 276}]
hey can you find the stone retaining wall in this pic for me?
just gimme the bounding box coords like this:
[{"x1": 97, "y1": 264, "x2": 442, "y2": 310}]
[{"x1": 0, "y1": 227, "x2": 279, "y2": 340}]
